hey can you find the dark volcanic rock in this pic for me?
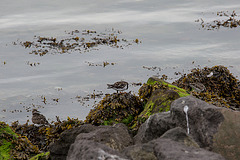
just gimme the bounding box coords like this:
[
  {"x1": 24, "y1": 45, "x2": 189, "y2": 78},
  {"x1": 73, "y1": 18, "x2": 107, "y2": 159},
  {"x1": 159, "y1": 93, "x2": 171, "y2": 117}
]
[
  {"x1": 134, "y1": 111, "x2": 175, "y2": 144},
  {"x1": 134, "y1": 95, "x2": 240, "y2": 159},
  {"x1": 67, "y1": 140, "x2": 128, "y2": 160},
  {"x1": 73, "y1": 123, "x2": 133, "y2": 151},
  {"x1": 211, "y1": 108, "x2": 240, "y2": 160},
  {"x1": 160, "y1": 127, "x2": 199, "y2": 148},
  {"x1": 49, "y1": 124, "x2": 97, "y2": 160},
  {"x1": 124, "y1": 136, "x2": 224, "y2": 160},
  {"x1": 50, "y1": 94, "x2": 239, "y2": 160},
  {"x1": 171, "y1": 96, "x2": 225, "y2": 149},
  {"x1": 153, "y1": 138, "x2": 225, "y2": 160},
  {"x1": 123, "y1": 143, "x2": 157, "y2": 160}
]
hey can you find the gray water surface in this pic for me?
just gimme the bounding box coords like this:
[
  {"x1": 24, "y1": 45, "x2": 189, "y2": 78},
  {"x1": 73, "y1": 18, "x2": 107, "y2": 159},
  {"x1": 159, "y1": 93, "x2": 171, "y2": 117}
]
[{"x1": 1, "y1": 0, "x2": 240, "y2": 124}]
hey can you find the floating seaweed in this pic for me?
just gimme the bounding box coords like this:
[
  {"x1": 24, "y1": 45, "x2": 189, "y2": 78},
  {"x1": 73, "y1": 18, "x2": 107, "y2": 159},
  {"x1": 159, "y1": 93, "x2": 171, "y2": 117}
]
[
  {"x1": 17, "y1": 29, "x2": 140, "y2": 56},
  {"x1": 196, "y1": 10, "x2": 240, "y2": 30},
  {"x1": 85, "y1": 61, "x2": 116, "y2": 67}
]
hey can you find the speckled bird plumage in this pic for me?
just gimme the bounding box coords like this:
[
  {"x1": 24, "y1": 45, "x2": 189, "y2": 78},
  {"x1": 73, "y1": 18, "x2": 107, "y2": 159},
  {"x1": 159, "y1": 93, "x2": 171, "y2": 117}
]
[
  {"x1": 32, "y1": 109, "x2": 49, "y2": 125},
  {"x1": 107, "y1": 81, "x2": 128, "y2": 93}
]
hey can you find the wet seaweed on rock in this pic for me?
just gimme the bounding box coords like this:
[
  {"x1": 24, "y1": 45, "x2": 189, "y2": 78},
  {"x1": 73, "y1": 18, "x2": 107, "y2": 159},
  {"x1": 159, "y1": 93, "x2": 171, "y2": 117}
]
[
  {"x1": 11, "y1": 117, "x2": 84, "y2": 153},
  {"x1": 85, "y1": 92, "x2": 143, "y2": 126},
  {"x1": 0, "y1": 122, "x2": 39, "y2": 160},
  {"x1": 173, "y1": 65, "x2": 240, "y2": 110}
]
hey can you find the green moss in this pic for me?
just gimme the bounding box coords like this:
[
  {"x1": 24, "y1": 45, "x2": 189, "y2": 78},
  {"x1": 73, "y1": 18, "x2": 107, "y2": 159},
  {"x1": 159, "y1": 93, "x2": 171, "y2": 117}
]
[
  {"x1": 0, "y1": 139, "x2": 11, "y2": 160},
  {"x1": 0, "y1": 122, "x2": 17, "y2": 160},
  {"x1": 145, "y1": 101, "x2": 154, "y2": 116},
  {"x1": 147, "y1": 77, "x2": 189, "y2": 97},
  {"x1": 103, "y1": 119, "x2": 116, "y2": 126},
  {"x1": 121, "y1": 115, "x2": 134, "y2": 125},
  {"x1": 0, "y1": 125, "x2": 16, "y2": 136},
  {"x1": 30, "y1": 152, "x2": 50, "y2": 160}
]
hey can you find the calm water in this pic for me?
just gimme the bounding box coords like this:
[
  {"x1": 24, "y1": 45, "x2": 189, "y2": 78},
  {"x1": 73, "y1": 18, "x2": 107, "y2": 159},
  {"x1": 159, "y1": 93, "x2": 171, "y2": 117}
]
[{"x1": 1, "y1": 0, "x2": 240, "y2": 124}]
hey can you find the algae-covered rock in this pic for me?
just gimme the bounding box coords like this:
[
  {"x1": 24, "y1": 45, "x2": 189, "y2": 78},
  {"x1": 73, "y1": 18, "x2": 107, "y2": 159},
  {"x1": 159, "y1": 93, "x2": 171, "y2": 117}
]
[
  {"x1": 30, "y1": 152, "x2": 50, "y2": 160},
  {"x1": 147, "y1": 77, "x2": 189, "y2": 97},
  {"x1": 85, "y1": 92, "x2": 143, "y2": 126},
  {"x1": 173, "y1": 65, "x2": 240, "y2": 110},
  {"x1": 136, "y1": 77, "x2": 189, "y2": 128},
  {"x1": 141, "y1": 89, "x2": 180, "y2": 116},
  {"x1": 0, "y1": 121, "x2": 39, "y2": 159},
  {"x1": 0, "y1": 122, "x2": 16, "y2": 160},
  {"x1": 12, "y1": 117, "x2": 84, "y2": 152}
]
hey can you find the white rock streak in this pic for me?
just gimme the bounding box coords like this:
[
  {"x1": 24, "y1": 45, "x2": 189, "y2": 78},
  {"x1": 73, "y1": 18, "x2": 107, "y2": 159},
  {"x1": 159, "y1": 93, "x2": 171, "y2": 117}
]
[{"x1": 183, "y1": 105, "x2": 190, "y2": 134}]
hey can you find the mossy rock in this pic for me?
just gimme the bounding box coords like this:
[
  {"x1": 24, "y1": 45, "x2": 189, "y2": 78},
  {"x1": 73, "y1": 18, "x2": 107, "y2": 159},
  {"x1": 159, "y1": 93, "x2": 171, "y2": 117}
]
[
  {"x1": 0, "y1": 122, "x2": 39, "y2": 160},
  {"x1": 133, "y1": 77, "x2": 189, "y2": 131},
  {"x1": 141, "y1": 89, "x2": 180, "y2": 117},
  {"x1": 147, "y1": 77, "x2": 189, "y2": 97},
  {"x1": 0, "y1": 122, "x2": 17, "y2": 160},
  {"x1": 30, "y1": 152, "x2": 50, "y2": 160},
  {"x1": 138, "y1": 77, "x2": 189, "y2": 115}
]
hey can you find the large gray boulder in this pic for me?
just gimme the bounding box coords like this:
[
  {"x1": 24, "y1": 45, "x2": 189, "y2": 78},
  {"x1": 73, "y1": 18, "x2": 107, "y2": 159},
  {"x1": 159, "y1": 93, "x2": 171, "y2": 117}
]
[
  {"x1": 134, "y1": 96, "x2": 240, "y2": 160},
  {"x1": 170, "y1": 96, "x2": 224, "y2": 149},
  {"x1": 134, "y1": 111, "x2": 175, "y2": 144},
  {"x1": 66, "y1": 123, "x2": 133, "y2": 159},
  {"x1": 123, "y1": 143, "x2": 157, "y2": 160},
  {"x1": 153, "y1": 138, "x2": 225, "y2": 160},
  {"x1": 171, "y1": 96, "x2": 240, "y2": 160},
  {"x1": 124, "y1": 135, "x2": 224, "y2": 160},
  {"x1": 73, "y1": 123, "x2": 133, "y2": 151},
  {"x1": 67, "y1": 140, "x2": 128, "y2": 160},
  {"x1": 49, "y1": 124, "x2": 98, "y2": 160},
  {"x1": 160, "y1": 127, "x2": 199, "y2": 148}
]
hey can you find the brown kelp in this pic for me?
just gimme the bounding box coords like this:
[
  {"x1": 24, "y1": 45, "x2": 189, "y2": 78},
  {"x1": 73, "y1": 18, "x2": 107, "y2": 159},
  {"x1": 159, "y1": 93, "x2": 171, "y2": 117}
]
[{"x1": 173, "y1": 65, "x2": 240, "y2": 110}]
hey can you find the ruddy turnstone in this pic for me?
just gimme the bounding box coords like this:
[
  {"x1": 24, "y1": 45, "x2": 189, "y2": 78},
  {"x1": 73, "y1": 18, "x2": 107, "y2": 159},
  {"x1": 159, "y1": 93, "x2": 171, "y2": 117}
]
[
  {"x1": 189, "y1": 82, "x2": 206, "y2": 92},
  {"x1": 107, "y1": 81, "x2": 128, "y2": 93},
  {"x1": 32, "y1": 109, "x2": 49, "y2": 125}
]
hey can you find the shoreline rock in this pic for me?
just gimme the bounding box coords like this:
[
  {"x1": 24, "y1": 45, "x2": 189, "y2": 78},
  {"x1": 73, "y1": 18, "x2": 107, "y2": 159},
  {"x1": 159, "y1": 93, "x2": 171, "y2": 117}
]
[{"x1": 2, "y1": 65, "x2": 240, "y2": 159}]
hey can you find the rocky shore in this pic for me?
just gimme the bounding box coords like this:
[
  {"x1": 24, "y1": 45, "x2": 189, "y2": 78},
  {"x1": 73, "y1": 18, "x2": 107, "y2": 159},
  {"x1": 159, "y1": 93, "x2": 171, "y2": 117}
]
[{"x1": 1, "y1": 65, "x2": 240, "y2": 160}]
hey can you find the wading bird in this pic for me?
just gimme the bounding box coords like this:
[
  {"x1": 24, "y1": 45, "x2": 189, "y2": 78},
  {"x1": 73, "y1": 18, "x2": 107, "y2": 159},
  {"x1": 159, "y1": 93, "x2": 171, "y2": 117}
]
[
  {"x1": 107, "y1": 81, "x2": 128, "y2": 93},
  {"x1": 32, "y1": 109, "x2": 49, "y2": 125}
]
